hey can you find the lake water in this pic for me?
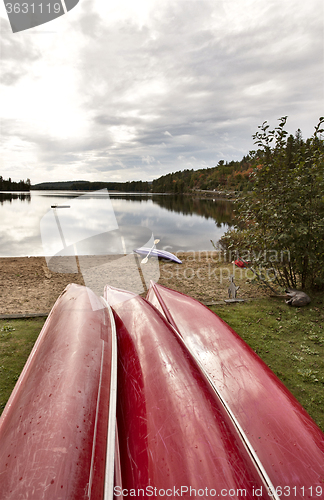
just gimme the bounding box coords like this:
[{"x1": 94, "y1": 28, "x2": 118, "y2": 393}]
[{"x1": 0, "y1": 190, "x2": 234, "y2": 257}]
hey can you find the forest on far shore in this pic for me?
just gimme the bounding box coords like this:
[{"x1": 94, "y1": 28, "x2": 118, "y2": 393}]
[
  {"x1": 1, "y1": 154, "x2": 257, "y2": 194},
  {"x1": 152, "y1": 128, "x2": 308, "y2": 193},
  {"x1": 1, "y1": 127, "x2": 310, "y2": 194},
  {"x1": 151, "y1": 156, "x2": 253, "y2": 193},
  {"x1": 0, "y1": 176, "x2": 31, "y2": 191}
]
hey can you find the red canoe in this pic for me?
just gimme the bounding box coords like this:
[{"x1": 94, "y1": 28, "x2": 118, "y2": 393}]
[
  {"x1": 0, "y1": 284, "x2": 117, "y2": 500},
  {"x1": 105, "y1": 285, "x2": 277, "y2": 500},
  {"x1": 146, "y1": 282, "x2": 324, "y2": 497}
]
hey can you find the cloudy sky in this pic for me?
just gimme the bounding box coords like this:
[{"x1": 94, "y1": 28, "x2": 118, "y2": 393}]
[{"x1": 0, "y1": 0, "x2": 323, "y2": 184}]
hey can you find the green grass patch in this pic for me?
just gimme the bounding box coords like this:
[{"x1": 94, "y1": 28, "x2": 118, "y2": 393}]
[
  {"x1": 0, "y1": 318, "x2": 46, "y2": 415},
  {"x1": 210, "y1": 294, "x2": 324, "y2": 432}
]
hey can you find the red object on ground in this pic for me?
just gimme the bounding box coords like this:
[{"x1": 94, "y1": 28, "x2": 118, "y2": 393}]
[
  {"x1": 146, "y1": 282, "x2": 324, "y2": 498},
  {"x1": 0, "y1": 284, "x2": 114, "y2": 500},
  {"x1": 234, "y1": 259, "x2": 249, "y2": 268},
  {"x1": 105, "y1": 285, "x2": 273, "y2": 500}
]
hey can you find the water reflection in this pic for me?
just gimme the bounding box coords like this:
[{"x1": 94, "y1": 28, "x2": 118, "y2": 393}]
[
  {"x1": 99, "y1": 193, "x2": 234, "y2": 227},
  {"x1": 151, "y1": 195, "x2": 234, "y2": 226},
  {"x1": 0, "y1": 191, "x2": 234, "y2": 256},
  {"x1": 0, "y1": 192, "x2": 31, "y2": 204},
  {"x1": 39, "y1": 191, "x2": 162, "y2": 301}
]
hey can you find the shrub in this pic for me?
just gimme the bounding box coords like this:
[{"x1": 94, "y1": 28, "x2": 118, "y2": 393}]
[{"x1": 221, "y1": 117, "x2": 324, "y2": 290}]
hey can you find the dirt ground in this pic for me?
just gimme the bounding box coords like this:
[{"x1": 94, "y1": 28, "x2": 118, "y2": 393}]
[{"x1": 0, "y1": 252, "x2": 273, "y2": 316}]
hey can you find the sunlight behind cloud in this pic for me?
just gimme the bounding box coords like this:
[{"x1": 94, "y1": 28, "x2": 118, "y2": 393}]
[
  {"x1": 91, "y1": 0, "x2": 158, "y2": 27},
  {"x1": 109, "y1": 125, "x2": 137, "y2": 146},
  {"x1": 0, "y1": 0, "x2": 323, "y2": 183}
]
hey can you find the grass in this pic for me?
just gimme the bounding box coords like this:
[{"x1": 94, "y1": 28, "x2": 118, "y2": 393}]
[
  {"x1": 210, "y1": 293, "x2": 324, "y2": 432},
  {"x1": 1, "y1": 296, "x2": 324, "y2": 434},
  {"x1": 0, "y1": 318, "x2": 46, "y2": 415}
]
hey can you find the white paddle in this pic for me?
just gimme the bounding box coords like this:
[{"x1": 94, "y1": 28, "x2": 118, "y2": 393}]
[{"x1": 141, "y1": 239, "x2": 160, "y2": 264}]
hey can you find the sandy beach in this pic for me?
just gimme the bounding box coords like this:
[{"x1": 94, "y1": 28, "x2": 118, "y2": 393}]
[{"x1": 0, "y1": 252, "x2": 271, "y2": 316}]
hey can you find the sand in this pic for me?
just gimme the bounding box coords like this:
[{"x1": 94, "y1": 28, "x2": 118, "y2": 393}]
[{"x1": 0, "y1": 252, "x2": 271, "y2": 316}]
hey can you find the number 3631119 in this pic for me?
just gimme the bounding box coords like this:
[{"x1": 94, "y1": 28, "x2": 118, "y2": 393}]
[{"x1": 5, "y1": 3, "x2": 62, "y2": 14}]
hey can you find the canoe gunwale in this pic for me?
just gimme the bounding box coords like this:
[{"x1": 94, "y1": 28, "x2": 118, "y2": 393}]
[{"x1": 100, "y1": 296, "x2": 119, "y2": 500}]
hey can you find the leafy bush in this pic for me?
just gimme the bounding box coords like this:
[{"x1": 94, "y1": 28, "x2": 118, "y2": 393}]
[{"x1": 221, "y1": 117, "x2": 324, "y2": 290}]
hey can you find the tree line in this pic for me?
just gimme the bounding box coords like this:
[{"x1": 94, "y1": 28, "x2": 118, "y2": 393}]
[
  {"x1": 151, "y1": 157, "x2": 256, "y2": 193},
  {"x1": 31, "y1": 180, "x2": 150, "y2": 192},
  {"x1": 0, "y1": 176, "x2": 31, "y2": 191}
]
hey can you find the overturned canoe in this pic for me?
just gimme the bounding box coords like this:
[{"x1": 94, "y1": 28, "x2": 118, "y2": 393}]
[
  {"x1": 105, "y1": 285, "x2": 276, "y2": 499},
  {"x1": 133, "y1": 247, "x2": 182, "y2": 263},
  {"x1": 146, "y1": 282, "x2": 324, "y2": 497},
  {"x1": 0, "y1": 284, "x2": 117, "y2": 500}
]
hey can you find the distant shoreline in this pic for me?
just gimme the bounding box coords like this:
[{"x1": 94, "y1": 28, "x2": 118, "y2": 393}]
[
  {"x1": 1, "y1": 187, "x2": 237, "y2": 200},
  {"x1": 189, "y1": 189, "x2": 238, "y2": 200}
]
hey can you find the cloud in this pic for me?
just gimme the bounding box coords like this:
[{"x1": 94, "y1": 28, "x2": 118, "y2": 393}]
[
  {"x1": 0, "y1": 0, "x2": 323, "y2": 183},
  {"x1": 142, "y1": 155, "x2": 157, "y2": 165},
  {"x1": 0, "y1": 17, "x2": 41, "y2": 84}
]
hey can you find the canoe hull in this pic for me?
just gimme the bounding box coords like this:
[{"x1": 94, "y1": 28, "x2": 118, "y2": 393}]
[
  {"x1": 146, "y1": 282, "x2": 324, "y2": 494},
  {"x1": 105, "y1": 286, "x2": 274, "y2": 499},
  {"x1": 134, "y1": 247, "x2": 182, "y2": 263},
  {"x1": 0, "y1": 284, "x2": 114, "y2": 500}
]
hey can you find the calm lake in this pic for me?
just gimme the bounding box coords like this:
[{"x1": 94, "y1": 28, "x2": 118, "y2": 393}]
[{"x1": 0, "y1": 190, "x2": 234, "y2": 257}]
